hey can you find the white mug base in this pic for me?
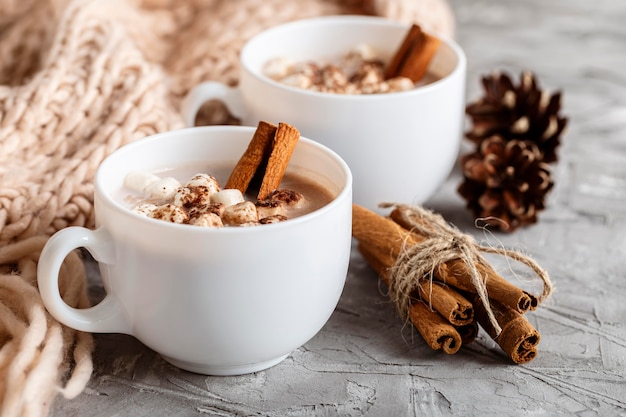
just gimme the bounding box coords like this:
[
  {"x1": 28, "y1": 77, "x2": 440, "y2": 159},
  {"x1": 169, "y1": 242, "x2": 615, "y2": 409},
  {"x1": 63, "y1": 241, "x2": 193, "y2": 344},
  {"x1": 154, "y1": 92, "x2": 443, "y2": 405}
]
[{"x1": 161, "y1": 352, "x2": 291, "y2": 376}]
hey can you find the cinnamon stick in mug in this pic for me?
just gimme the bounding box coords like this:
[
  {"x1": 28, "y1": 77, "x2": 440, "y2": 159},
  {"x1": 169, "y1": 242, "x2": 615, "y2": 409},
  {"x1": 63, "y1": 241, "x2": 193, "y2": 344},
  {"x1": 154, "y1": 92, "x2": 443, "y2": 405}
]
[
  {"x1": 257, "y1": 123, "x2": 300, "y2": 200},
  {"x1": 225, "y1": 121, "x2": 301, "y2": 200},
  {"x1": 225, "y1": 120, "x2": 277, "y2": 193},
  {"x1": 385, "y1": 24, "x2": 441, "y2": 83}
]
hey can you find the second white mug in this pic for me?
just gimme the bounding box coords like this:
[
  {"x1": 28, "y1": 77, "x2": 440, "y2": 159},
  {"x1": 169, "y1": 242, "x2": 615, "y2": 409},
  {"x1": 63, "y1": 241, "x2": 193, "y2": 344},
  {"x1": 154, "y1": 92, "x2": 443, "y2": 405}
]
[{"x1": 183, "y1": 15, "x2": 467, "y2": 210}]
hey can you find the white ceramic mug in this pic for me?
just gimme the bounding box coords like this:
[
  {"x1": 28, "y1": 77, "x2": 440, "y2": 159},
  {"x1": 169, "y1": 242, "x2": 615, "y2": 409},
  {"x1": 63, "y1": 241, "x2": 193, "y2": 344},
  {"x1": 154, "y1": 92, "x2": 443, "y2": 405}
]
[
  {"x1": 37, "y1": 126, "x2": 352, "y2": 375},
  {"x1": 182, "y1": 15, "x2": 466, "y2": 211}
]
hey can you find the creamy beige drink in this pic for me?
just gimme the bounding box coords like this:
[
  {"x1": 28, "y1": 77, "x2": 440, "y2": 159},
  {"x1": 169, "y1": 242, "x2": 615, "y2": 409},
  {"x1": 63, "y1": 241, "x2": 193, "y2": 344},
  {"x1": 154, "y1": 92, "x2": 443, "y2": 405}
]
[
  {"x1": 263, "y1": 43, "x2": 440, "y2": 94},
  {"x1": 119, "y1": 163, "x2": 334, "y2": 227}
]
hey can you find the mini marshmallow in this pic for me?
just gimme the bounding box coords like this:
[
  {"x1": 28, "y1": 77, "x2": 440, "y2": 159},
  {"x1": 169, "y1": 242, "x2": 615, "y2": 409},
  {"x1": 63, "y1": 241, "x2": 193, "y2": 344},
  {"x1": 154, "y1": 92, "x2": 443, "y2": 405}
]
[
  {"x1": 174, "y1": 186, "x2": 212, "y2": 208},
  {"x1": 144, "y1": 177, "x2": 181, "y2": 200},
  {"x1": 292, "y1": 62, "x2": 320, "y2": 78},
  {"x1": 386, "y1": 76, "x2": 415, "y2": 92},
  {"x1": 189, "y1": 212, "x2": 223, "y2": 228},
  {"x1": 259, "y1": 215, "x2": 288, "y2": 225},
  {"x1": 353, "y1": 63, "x2": 385, "y2": 86},
  {"x1": 342, "y1": 43, "x2": 377, "y2": 77},
  {"x1": 255, "y1": 200, "x2": 285, "y2": 219},
  {"x1": 132, "y1": 203, "x2": 157, "y2": 217},
  {"x1": 150, "y1": 203, "x2": 188, "y2": 224},
  {"x1": 267, "y1": 189, "x2": 305, "y2": 208},
  {"x1": 124, "y1": 171, "x2": 160, "y2": 194},
  {"x1": 321, "y1": 65, "x2": 348, "y2": 90},
  {"x1": 279, "y1": 73, "x2": 313, "y2": 89},
  {"x1": 188, "y1": 202, "x2": 225, "y2": 218},
  {"x1": 222, "y1": 201, "x2": 258, "y2": 226},
  {"x1": 348, "y1": 43, "x2": 377, "y2": 61},
  {"x1": 211, "y1": 189, "x2": 244, "y2": 207},
  {"x1": 263, "y1": 57, "x2": 294, "y2": 80},
  {"x1": 185, "y1": 173, "x2": 220, "y2": 193}
]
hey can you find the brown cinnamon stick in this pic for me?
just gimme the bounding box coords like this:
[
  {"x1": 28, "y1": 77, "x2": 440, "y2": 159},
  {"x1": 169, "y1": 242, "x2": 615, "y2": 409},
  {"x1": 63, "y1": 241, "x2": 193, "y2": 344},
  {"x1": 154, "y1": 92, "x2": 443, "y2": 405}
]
[
  {"x1": 353, "y1": 204, "x2": 544, "y2": 363},
  {"x1": 456, "y1": 320, "x2": 479, "y2": 345},
  {"x1": 356, "y1": 242, "x2": 393, "y2": 281},
  {"x1": 358, "y1": 235, "x2": 474, "y2": 327},
  {"x1": 388, "y1": 205, "x2": 538, "y2": 314},
  {"x1": 442, "y1": 262, "x2": 538, "y2": 313},
  {"x1": 472, "y1": 296, "x2": 540, "y2": 364},
  {"x1": 352, "y1": 204, "x2": 533, "y2": 314},
  {"x1": 408, "y1": 301, "x2": 462, "y2": 354},
  {"x1": 225, "y1": 121, "x2": 300, "y2": 201},
  {"x1": 257, "y1": 123, "x2": 300, "y2": 200},
  {"x1": 358, "y1": 242, "x2": 463, "y2": 355},
  {"x1": 352, "y1": 204, "x2": 418, "y2": 260},
  {"x1": 225, "y1": 120, "x2": 277, "y2": 193},
  {"x1": 418, "y1": 281, "x2": 474, "y2": 326},
  {"x1": 385, "y1": 24, "x2": 441, "y2": 82}
]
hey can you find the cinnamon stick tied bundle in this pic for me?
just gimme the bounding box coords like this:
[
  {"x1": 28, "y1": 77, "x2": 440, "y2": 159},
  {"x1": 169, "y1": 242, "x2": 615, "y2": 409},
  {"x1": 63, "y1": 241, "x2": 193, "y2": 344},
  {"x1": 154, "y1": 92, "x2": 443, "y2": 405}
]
[
  {"x1": 388, "y1": 205, "x2": 544, "y2": 315},
  {"x1": 352, "y1": 203, "x2": 553, "y2": 363}
]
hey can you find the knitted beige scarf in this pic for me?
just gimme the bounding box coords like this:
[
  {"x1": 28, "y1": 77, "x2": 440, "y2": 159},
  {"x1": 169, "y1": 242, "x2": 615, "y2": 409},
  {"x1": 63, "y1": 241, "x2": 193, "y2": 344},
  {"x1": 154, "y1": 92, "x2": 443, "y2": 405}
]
[{"x1": 0, "y1": 0, "x2": 454, "y2": 415}]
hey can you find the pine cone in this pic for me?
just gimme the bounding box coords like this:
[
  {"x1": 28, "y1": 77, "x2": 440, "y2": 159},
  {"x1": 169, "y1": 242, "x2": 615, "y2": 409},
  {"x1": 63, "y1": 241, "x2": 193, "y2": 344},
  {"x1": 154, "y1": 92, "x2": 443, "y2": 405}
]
[
  {"x1": 465, "y1": 71, "x2": 567, "y2": 163},
  {"x1": 458, "y1": 135, "x2": 553, "y2": 232}
]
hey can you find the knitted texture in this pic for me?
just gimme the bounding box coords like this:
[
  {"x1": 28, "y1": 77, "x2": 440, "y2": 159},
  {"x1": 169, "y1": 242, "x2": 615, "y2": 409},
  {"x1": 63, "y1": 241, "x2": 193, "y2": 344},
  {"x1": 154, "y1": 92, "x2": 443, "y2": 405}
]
[{"x1": 0, "y1": 0, "x2": 454, "y2": 415}]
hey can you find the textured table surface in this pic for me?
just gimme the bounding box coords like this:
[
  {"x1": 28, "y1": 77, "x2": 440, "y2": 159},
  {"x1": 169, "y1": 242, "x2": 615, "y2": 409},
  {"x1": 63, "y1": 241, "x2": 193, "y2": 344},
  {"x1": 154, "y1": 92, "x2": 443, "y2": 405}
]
[{"x1": 52, "y1": 0, "x2": 626, "y2": 415}]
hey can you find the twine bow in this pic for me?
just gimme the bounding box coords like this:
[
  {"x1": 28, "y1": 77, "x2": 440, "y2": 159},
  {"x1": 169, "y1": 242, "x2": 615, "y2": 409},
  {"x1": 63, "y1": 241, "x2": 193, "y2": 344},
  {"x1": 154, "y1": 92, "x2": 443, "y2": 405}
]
[{"x1": 380, "y1": 203, "x2": 553, "y2": 336}]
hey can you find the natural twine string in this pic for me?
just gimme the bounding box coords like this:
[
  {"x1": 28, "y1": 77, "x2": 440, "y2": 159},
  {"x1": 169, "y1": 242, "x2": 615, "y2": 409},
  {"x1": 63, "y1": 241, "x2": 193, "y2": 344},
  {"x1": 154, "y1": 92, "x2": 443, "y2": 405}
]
[{"x1": 380, "y1": 203, "x2": 553, "y2": 336}]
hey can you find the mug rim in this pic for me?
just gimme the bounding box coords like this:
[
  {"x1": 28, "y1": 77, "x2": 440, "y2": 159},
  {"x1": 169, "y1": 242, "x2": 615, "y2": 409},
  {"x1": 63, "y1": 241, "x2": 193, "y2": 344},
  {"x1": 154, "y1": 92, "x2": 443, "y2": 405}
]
[
  {"x1": 95, "y1": 125, "x2": 353, "y2": 235},
  {"x1": 240, "y1": 15, "x2": 466, "y2": 100}
]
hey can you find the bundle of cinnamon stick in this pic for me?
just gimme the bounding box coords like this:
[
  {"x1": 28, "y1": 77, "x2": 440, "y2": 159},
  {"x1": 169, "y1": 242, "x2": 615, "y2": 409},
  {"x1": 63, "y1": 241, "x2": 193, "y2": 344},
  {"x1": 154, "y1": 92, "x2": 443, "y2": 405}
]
[{"x1": 352, "y1": 203, "x2": 553, "y2": 364}]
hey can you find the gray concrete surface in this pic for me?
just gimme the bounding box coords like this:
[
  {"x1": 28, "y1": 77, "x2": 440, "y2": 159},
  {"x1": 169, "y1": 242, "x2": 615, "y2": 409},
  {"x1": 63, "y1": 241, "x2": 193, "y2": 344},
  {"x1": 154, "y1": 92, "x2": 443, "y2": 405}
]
[{"x1": 52, "y1": 0, "x2": 626, "y2": 415}]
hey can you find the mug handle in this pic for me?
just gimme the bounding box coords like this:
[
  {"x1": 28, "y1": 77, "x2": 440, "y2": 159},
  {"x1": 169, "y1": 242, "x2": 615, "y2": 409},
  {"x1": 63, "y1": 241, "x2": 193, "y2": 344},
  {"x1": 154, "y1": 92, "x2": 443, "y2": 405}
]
[
  {"x1": 37, "y1": 227, "x2": 131, "y2": 334},
  {"x1": 181, "y1": 81, "x2": 248, "y2": 127}
]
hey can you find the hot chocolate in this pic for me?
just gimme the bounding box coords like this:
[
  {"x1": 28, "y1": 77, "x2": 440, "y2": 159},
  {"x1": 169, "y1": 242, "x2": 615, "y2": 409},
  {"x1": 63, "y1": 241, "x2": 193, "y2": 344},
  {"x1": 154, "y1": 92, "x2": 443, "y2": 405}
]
[
  {"x1": 262, "y1": 40, "x2": 440, "y2": 94},
  {"x1": 119, "y1": 163, "x2": 334, "y2": 227}
]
